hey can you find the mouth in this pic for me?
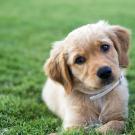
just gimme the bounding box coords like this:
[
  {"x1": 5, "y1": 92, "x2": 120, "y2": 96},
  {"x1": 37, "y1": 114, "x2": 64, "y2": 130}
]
[
  {"x1": 89, "y1": 78, "x2": 121, "y2": 101},
  {"x1": 87, "y1": 76, "x2": 117, "y2": 92},
  {"x1": 76, "y1": 75, "x2": 121, "y2": 99},
  {"x1": 80, "y1": 77, "x2": 120, "y2": 96},
  {"x1": 101, "y1": 76, "x2": 115, "y2": 86}
]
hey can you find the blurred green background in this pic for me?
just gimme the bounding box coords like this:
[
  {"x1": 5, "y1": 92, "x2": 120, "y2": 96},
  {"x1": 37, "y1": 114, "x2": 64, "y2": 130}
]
[{"x1": 0, "y1": 0, "x2": 135, "y2": 134}]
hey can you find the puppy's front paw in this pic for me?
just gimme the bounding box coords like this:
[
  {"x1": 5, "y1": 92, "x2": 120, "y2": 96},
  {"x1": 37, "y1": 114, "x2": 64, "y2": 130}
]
[
  {"x1": 96, "y1": 120, "x2": 125, "y2": 134},
  {"x1": 96, "y1": 125, "x2": 109, "y2": 134}
]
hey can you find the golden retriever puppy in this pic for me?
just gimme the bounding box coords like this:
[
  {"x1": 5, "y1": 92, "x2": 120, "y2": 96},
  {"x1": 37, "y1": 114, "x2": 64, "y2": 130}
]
[{"x1": 42, "y1": 21, "x2": 130, "y2": 134}]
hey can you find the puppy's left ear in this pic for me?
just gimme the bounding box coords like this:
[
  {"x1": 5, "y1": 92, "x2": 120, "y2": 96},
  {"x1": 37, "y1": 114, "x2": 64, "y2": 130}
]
[
  {"x1": 110, "y1": 26, "x2": 131, "y2": 68},
  {"x1": 44, "y1": 42, "x2": 73, "y2": 94}
]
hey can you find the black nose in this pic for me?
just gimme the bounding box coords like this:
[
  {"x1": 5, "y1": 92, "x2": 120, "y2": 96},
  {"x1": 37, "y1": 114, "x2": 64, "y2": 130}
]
[{"x1": 97, "y1": 66, "x2": 112, "y2": 79}]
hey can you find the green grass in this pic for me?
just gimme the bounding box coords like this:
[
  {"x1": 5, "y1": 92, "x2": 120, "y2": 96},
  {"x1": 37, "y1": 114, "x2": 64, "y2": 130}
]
[{"x1": 0, "y1": 0, "x2": 135, "y2": 134}]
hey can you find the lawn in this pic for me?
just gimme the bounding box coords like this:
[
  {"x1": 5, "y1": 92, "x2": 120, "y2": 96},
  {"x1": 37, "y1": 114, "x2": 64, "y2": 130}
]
[{"x1": 0, "y1": 0, "x2": 135, "y2": 134}]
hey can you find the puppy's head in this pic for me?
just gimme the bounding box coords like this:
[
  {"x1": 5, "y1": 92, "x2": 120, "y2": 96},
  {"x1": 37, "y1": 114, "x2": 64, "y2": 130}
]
[{"x1": 45, "y1": 21, "x2": 130, "y2": 94}]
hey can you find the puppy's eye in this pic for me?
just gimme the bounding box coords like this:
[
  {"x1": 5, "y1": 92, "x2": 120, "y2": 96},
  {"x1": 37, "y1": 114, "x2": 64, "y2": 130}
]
[
  {"x1": 100, "y1": 44, "x2": 110, "y2": 52},
  {"x1": 75, "y1": 56, "x2": 86, "y2": 65}
]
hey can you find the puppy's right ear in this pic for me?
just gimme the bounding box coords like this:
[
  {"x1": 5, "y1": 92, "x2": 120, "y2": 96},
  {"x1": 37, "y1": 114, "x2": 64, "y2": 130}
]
[
  {"x1": 44, "y1": 41, "x2": 73, "y2": 94},
  {"x1": 110, "y1": 26, "x2": 131, "y2": 68}
]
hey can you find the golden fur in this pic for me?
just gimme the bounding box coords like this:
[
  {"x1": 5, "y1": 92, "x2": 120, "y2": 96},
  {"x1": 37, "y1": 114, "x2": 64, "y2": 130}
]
[{"x1": 42, "y1": 21, "x2": 130, "y2": 134}]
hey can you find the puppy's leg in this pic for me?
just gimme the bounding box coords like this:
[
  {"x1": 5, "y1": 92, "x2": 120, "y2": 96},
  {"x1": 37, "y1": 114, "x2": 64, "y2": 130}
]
[
  {"x1": 96, "y1": 120, "x2": 124, "y2": 134},
  {"x1": 63, "y1": 113, "x2": 87, "y2": 130},
  {"x1": 63, "y1": 106, "x2": 99, "y2": 130},
  {"x1": 98, "y1": 88, "x2": 128, "y2": 134}
]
